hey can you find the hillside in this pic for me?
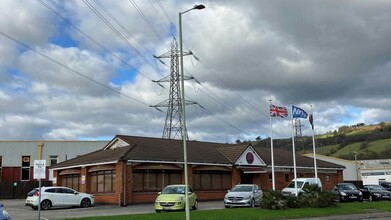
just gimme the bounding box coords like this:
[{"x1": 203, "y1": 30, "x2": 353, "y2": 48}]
[{"x1": 254, "y1": 121, "x2": 391, "y2": 160}]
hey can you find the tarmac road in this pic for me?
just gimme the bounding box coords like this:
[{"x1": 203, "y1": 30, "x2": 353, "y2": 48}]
[
  {"x1": 2, "y1": 199, "x2": 391, "y2": 220},
  {"x1": 1, "y1": 199, "x2": 224, "y2": 220}
]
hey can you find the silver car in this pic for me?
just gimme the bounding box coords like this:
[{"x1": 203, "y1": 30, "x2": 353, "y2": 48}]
[{"x1": 224, "y1": 184, "x2": 263, "y2": 208}]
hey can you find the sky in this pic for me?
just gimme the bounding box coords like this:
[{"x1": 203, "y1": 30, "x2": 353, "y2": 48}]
[{"x1": 0, "y1": 0, "x2": 390, "y2": 143}]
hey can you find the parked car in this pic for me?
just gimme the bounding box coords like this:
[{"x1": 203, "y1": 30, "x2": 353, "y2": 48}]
[
  {"x1": 380, "y1": 182, "x2": 391, "y2": 192},
  {"x1": 360, "y1": 184, "x2": 391, "y2": 201},
  {"x1": 332, "y1": 183, "x2": 363, "y2": 202},
  {"x1": 0, "y1": 204, "x2": 11, "y2": 220},
  {"x1": 224, "y1": 184, "x2": 263, "y2": 208},
  {"x1": 281, "y1": 178, "x2": 322, "y2": 197},
  {"x1": 25, "y1": 186, "x2": 94, "y2": 210},
  {"x1": 154, "y1": 184, "x2": 198, "y2": 213}
]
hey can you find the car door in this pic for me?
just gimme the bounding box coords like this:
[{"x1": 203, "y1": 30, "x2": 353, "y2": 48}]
[
  {"x1": 45, "y1": 188, "x2": 63, "y2": 206},
  {"x1": 61, "y1": 188, "x2": 79, "y2": 206},
  {"x1": 187, "y1": 186, "x2": 196, "y2": 207},
  {"x1": 253, "y1": 185, "x2": 262, "y2": 203},
  {"x1": 360, "y1": 186, "x2": 369, "y2": 199}
]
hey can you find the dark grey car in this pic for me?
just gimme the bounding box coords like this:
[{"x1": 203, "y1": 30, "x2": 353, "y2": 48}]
[{"x1": 224, "y1": 184, "x2": 263, "y2": 208}]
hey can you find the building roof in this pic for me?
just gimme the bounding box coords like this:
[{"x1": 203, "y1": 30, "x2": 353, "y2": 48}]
[
  {"x1": 360, "y1": 159, "x2": 391, "y2": 169},
  {"x1": 52, "y1": 135, "x2": 344, "y2": 170}
]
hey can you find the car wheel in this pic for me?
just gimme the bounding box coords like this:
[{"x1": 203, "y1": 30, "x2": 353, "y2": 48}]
[
  {"x1": 192, "y1": 200, "x2": 198, "y2": 210},
  {"x1": 250, "y1": 199, "x2": 255, "y2": 208},
  {"x1": 41, "y1": 200, "x2": 51, "y2": 210},
  {"x1": 31, "y1": 206, "x2": 38, "y2": 210},
  {"x1": 155, "y1": 210, "x2": 161, "y2": 213},
  {"x1": 80, "y1": 198, "x2": 91, "y2": 208},
  {"x1": 369, "y1": 195, "x2": 373, "y2": 202},
  {"x1": 225, "y1": 205, "x2": 230, "y2": 208}
]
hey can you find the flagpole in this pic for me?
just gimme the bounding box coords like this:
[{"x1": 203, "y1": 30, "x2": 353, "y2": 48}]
[
  {"x1": 291, "y1": 104, "x2": 298, "y2": 196},
  {"x1": 310, "y1": 105, "x2": 318, "y2": 183},
  {"x1": 269, "y1": 100, "x2": 275, "y2": 190}
]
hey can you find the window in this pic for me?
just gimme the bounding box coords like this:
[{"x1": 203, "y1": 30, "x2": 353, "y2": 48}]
[
  {"x1": 268, "y1": 173, "x2": 272, "y2": 182},
  {"x1": 326, "y1": 175, "x2": 330, "y2": 182},
  {"x1": 133, "y1": 169, "x2": 182, "y2": 192},
  {"x1": 61, "y1": 174, "x2": 80, "y2": 191},
  {"x1": 90, "y1": 170, "x2": 115, "y2": 193},
  {"x1": 50, "y1": 155, "x2": 59, "y2": 166},
  {"x1": 285, "y1": 174, "x2": 290, "y2": 182},
  {"x1": 193, "y1": 170, "x2": 231, "y2": 191},
  {"x1": 21, "y1": 156, "x2": 30, "y2": 181}
]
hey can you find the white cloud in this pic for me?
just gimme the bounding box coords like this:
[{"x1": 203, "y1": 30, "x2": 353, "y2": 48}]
[{"x1": 0, "y1": 0, "x2": 390, "y2": 143}]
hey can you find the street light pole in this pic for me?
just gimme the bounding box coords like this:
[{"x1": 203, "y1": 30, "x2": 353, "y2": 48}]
[{"x1": 179, "y1": 4, "x2": 205, "y2": 220}]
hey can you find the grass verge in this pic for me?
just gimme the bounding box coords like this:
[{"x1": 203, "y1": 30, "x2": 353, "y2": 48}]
[{"x1": 66, "y1": 201, "x2": 391, "y2": 220}]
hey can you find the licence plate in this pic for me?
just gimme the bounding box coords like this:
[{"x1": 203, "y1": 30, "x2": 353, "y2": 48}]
[
  {"x1": 349, "y1": 196, "x2": 357, "y2": 199},
  {"x1": 163, "y1": 207, "x2": 172, "y2": 210}
]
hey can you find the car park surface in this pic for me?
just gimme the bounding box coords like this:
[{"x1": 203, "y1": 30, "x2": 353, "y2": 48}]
[{"x1": 0, "y1": 199, "x2": 223, "y2": 220}]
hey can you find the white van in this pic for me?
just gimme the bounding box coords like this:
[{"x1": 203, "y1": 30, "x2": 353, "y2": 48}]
[{"x1": 281, "y1": 178, "x2": 322, "y2": 196}]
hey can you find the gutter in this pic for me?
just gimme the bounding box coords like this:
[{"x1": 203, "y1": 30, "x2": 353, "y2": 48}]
[
  {"x1": 126, "y1": 159, "x2": 232, "y2": 167},
  {"x1": 51, "y1": 160, "x2": 118, "y2": 170}
]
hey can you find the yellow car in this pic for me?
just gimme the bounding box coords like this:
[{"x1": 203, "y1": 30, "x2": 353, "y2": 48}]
[{"x1": 155, "y1": 184, "x2": 198, "y2": 212}]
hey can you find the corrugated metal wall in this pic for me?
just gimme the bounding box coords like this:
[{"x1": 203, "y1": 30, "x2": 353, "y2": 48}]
[{"x1": 0, "y1": 140, "x2": 108, "y2": 167}]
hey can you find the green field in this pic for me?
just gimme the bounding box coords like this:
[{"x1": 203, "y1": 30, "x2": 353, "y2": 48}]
[
  {"x1": 315, "y1": 138, "x2": 391, "y2": 158},
  {"x1": 66, "y1": 201, "x2": 391, "y2": 220}
]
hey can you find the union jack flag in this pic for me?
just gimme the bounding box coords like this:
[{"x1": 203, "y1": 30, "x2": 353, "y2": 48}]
[{"x1": 270, "y1": 104, "x2": 288, "y2": 118}]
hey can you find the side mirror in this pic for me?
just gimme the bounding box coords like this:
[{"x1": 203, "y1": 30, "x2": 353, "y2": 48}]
[
  {"x1": 227, "y1": 190, "x2": 231, "y2": 193},
  {"x1": 158, "y1": 192, "x2": 161, "y2": 195}
]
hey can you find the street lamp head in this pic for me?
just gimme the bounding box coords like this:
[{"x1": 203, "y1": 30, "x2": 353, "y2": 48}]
[{"x1": 193, "y1": 4, "x2": 205, "y2": 10}]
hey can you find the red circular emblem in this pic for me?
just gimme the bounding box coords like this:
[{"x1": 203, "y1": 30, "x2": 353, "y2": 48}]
[{"x1": 246, "y1": 152, "x2": 254, "y2": 164}]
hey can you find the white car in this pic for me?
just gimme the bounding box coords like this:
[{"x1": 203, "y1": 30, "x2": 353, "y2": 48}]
[
  {"x1": 25, "y1": 186, "x2": 94, "y2": 210},
  {"x1": 224, "y1": 184, "x2": 263, "y2": 208}
]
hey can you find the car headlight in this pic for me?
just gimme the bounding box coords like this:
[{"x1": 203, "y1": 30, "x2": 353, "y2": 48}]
[
  {"x1": 340, "y1": 192, "x2": 346, "y2": 196},
  {"x1": 244, "y1": 195, "x2": 251, "y2": 199},
  {"x1": 155, "y1": 197, "x2": 161, "y2": 202},
  {"x1": 176, "y1": 197, "x2": 184, "y2": 202},
  {"x1": 374, "y1": 193, "x2": 381, "y2": 196}
]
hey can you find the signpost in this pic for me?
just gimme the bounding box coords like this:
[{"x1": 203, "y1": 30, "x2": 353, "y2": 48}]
[{"x1": 34, "y1": 160, "x2": 46, "y2": 220}]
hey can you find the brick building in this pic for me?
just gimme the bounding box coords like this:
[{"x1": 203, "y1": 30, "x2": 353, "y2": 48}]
[{"x1": 51, "y1": 135, "x2": 344, "y2": 205}]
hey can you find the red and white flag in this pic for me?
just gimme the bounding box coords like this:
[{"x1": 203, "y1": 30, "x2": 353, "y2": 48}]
[{"x1": 269, "y1": 104, "x2": 288, "y2": 118}]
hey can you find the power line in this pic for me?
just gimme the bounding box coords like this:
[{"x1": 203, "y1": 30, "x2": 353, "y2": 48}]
[
  {"x1": 36, "y1": 0, "x2": 159, "y2": 83},
  {"x1": 0, "y1": 31, "x2": 150, "y2": 107},
  {"x1": 82, "y1": 0, "x2": 164, "y2": 76},
  {"x1": 128, "y1": 0, "x2": 169, "y2": 50}
]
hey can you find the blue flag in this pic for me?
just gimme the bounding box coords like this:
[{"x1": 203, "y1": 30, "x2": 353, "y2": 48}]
[{"x1": 292, "y1": 105, "x2": 308, "y2": 119}]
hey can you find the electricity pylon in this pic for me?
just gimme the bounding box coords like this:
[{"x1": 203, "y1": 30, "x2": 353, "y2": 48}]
[
  {"x1": 294, "y1": 118, "x2": 304, "y2": 151},
  {"x1": 151, "y1": 38, "x2": 197, "y2": 140}
]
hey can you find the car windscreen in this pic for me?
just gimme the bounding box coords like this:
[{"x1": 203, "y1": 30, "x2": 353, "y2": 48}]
[
  {"x1": 162, "y1": 186, "x2": 185, "y2": 194},
  {"x1": 368, "y1": 185, "x2": 384, "y2": 190},
  {"x1": 287, "y1": 181, "x2": 304, "y2": 188},
  {"x1": 339, "y1": 184, "x2": 357, "y2": 190},
  {"x1": 27, "y1": 189, "x2": 38, "y2": 196},
  {"x1": 231, "y1": 185, "x2": 253, "y2": 192}
]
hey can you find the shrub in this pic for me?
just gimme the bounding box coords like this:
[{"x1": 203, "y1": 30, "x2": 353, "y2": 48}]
[
  {"x1": 260, "y1": 190, "x2": 287, "y2": 210},
  {"x1": 316, "y1": 190, "x2": 339, "y2": 208},
  {"x1": 261, "y1": 186, "x2": 337, "y2": 210}
]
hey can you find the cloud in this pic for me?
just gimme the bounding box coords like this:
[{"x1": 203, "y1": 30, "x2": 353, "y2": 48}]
[{"x1": 0, "y1": 0, "x2": 390, "y2": 143}]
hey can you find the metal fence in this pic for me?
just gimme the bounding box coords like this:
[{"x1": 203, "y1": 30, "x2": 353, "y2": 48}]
[{"x1": 0, "y1": 181, "x2": 52, "y2": 199}]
